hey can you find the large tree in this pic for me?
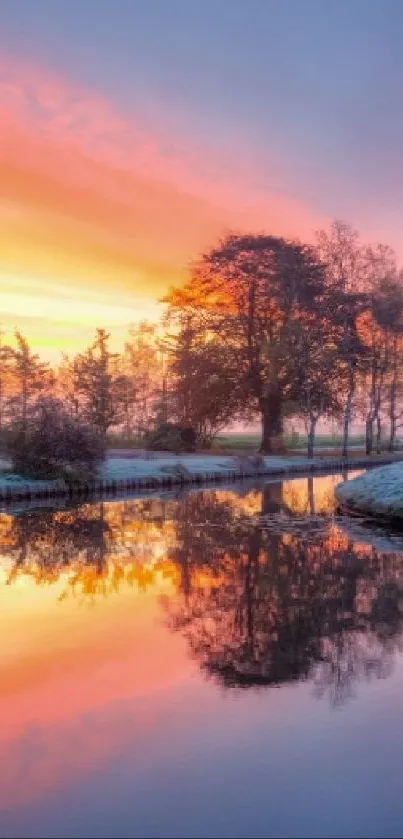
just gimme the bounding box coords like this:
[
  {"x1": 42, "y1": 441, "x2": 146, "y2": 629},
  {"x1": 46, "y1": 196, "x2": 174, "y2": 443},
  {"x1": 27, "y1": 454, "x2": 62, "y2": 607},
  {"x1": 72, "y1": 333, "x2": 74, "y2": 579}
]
[{"x1": 166, "y1": 232, "x2": 327, "y2": 453}]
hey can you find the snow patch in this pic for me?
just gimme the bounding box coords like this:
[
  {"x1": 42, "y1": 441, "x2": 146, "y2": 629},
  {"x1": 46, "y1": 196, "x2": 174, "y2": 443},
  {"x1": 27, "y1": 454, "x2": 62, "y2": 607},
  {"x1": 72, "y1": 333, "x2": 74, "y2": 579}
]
[
  {"x1": 335, "y1": 461, "x2": 403, "y2": 519},
  {"x1": 0, "y1": 452, "x2": 385, "y2": 500}
]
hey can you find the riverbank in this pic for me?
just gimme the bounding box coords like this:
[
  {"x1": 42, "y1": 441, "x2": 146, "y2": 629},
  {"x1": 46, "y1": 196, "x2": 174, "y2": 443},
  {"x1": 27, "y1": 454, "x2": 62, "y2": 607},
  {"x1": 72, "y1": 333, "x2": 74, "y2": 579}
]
[
  {"x1": 0, "y1": 451, "x2": 400, "y2": 506},
  {"x1": 335, "y1": 460, "x2": 403, "y2": 522}
]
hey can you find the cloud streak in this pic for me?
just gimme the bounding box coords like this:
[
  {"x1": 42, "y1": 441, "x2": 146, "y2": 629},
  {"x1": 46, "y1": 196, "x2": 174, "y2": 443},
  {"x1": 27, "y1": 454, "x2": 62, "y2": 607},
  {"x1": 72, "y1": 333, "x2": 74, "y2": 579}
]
[{"x1": 0, "y1": 56, "x2": 325, "y2": 354}]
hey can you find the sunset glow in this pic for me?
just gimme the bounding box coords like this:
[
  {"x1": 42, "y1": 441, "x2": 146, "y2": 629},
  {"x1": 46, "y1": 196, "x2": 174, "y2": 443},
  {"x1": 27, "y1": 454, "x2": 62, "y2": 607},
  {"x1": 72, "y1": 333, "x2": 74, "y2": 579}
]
[
  {"x1": 0, "y1": 56, "x2": 326, "y2": 358},
  {"x1": 3, "y1": 6, "x2": 403, "y2": 837},
  {"x1": 1, "y1": 2, "x2": 403, "y2": 359}
]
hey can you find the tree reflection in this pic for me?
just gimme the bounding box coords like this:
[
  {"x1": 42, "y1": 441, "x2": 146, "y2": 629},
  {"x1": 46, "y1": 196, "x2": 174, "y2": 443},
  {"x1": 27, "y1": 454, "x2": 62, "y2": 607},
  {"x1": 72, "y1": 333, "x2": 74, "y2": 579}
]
[
  {"x1": 5, "y1": 502, "x2": 111, "y2": 584},
  {"x1": 163, "y1": 489, "x2": 403, "y2": 706},
  {"x1": 0, "y1": 497, "x2": 175, "y2": 597},
  {"x1": 2, "y1": 481, "x2": 403, "y2": 706}
]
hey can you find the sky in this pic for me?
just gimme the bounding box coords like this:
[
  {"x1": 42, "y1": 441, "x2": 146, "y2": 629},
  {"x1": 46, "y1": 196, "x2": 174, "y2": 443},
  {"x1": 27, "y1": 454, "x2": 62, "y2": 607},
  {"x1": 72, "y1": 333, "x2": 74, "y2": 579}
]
[{"x1": 0, "y1": 0, "x2": 403, "y2": 360}]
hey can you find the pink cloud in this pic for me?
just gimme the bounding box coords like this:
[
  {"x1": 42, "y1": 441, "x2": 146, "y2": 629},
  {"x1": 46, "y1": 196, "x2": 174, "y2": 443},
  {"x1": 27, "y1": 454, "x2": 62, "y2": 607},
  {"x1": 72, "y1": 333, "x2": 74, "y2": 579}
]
[{"x1": 0, "y1": 55, "x2": 325, "y2": 237}]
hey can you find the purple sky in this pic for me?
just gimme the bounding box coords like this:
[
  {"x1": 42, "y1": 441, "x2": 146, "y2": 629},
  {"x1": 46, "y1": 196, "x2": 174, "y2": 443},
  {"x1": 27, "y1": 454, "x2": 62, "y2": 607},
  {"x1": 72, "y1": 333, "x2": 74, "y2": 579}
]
[{"x1": 1, "y1": 0, "x2": 402, "y2": 238}]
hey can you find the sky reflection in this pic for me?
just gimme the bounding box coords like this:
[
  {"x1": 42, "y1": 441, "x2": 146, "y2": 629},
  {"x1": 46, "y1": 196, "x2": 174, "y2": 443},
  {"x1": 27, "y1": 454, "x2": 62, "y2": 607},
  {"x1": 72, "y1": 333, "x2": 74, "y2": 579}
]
[{"x1": 2, "y1": 473, "x2": 403, "y2": 838}]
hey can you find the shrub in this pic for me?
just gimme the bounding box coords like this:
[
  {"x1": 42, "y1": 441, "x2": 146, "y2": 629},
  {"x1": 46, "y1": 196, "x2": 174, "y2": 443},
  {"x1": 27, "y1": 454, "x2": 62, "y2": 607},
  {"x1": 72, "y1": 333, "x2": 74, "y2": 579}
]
[
  {"x1": 7, "y1": 397, "x2": 104, "y2": 480},
  {"x1": 144, "y1": 422, "x2": 197, "y2": 453}
]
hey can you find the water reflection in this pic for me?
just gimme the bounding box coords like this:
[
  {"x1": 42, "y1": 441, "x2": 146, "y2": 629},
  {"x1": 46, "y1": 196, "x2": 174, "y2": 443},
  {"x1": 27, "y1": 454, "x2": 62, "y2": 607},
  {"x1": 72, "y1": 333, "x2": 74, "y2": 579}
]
[
  {"x1": 162, "y1": 483, "x2": 403, "y2": 705},
  {"x1": 1, "y1": 471, "x2": 402, "y2": 710},
  {"x1": 2, "y1": 471, "x2": 403, "y2": 836}
]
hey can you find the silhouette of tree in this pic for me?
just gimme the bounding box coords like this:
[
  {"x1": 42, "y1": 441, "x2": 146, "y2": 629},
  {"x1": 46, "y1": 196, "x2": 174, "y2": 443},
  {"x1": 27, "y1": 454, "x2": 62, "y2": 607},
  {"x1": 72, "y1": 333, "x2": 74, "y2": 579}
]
[{"x1": 165, "y1": 233, "x2": 328, "y2": 454}]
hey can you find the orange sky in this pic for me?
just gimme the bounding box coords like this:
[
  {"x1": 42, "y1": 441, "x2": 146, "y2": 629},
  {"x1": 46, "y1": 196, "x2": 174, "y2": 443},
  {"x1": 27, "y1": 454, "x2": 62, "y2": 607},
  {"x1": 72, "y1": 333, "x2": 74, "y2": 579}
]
[{"x1": 0, "y1": 57, "x2": 326, "y2": 360}]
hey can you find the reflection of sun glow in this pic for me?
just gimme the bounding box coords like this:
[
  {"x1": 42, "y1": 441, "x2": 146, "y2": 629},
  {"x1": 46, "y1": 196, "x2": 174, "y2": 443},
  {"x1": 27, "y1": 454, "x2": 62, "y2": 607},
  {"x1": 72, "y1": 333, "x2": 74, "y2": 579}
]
[{"x1": 282, "y1": 471, "x2": 364, "y2": 514}]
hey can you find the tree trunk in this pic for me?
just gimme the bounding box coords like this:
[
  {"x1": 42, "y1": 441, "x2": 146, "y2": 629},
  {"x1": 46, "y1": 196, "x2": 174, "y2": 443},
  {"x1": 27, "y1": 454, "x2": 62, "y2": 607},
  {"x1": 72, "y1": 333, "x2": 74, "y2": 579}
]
[
  {"x1": 389, "y1": 412, "x2": 396, "y2": 452},
  {"x1": 366, "y1": 358, "x2": 377, "y2": 456},
  {"x1": 376, "y1": 414, "x2": 382, "y2": 454},
  {"x1": 21, "y1": 377, "x2": 28, "y2": 443},
  {"x1": 388, "y1": 350, "x2": 397, "y2": 452},
  {"x1": 373, "y1": 376, "x2": 384, "y2": 456},
  {"x1": 307, "y1": 416, "x2": 317, "y2": 459},
  {"x1": 161, "y1": 374, "x2": 168, "y2": 424},
  {"x1": 259, "y1": 396, "x2": 285, "y2": 454},
  {"x1": 342, "y1": 386, "x2": 354, "y2": 458},
  {"x1": 365, "y1": 416, "x2": 373, "y2": 456}
]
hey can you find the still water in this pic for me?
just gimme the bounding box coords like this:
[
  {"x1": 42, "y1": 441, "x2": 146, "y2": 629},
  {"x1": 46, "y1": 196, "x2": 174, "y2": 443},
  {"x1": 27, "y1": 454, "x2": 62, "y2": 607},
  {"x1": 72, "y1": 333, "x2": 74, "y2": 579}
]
[{"x1": 1, "y1": 471, "x2": 403, "y2": 838}]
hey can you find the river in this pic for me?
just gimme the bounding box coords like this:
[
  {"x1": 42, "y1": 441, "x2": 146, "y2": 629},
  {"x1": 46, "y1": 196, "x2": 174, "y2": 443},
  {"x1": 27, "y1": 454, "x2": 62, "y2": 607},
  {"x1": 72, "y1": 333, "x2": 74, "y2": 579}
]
[{"x1": 1, "y1": 471, "x2": 403, "y2": 838}]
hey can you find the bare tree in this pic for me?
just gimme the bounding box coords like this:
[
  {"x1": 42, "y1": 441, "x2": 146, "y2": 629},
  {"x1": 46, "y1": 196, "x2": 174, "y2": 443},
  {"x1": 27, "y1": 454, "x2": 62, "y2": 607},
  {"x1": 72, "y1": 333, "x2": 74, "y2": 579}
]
[
  {"x1": 316, "y1": 221, "x2": 368, "y2": 457},
  {"x1": 293, "y1": 313, "x2": 342, "y2": 457}
]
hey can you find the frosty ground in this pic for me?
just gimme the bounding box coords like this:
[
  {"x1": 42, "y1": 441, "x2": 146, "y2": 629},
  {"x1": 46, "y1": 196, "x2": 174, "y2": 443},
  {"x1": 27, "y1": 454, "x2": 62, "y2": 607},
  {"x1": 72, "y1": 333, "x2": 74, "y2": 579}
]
[
  {"x1": 0, "y1": 453, "x2": 321, "y2": 491},
  {"x1": 336, "y1": 460, "x2": 403, "y2": 519},
  {"x1": 0, "y1": 451, "x2": 397, "y2": 502}
]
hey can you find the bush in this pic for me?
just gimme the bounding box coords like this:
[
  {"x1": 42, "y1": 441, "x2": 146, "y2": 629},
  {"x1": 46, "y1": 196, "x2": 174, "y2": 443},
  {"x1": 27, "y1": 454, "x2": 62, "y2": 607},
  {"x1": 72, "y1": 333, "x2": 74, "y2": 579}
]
[
  {"x1": 7, "y1": 397, "x2": 104, "y2": 480},
  {"x1": 144, "y1": 422, "x2": 197, "y2": 453}
]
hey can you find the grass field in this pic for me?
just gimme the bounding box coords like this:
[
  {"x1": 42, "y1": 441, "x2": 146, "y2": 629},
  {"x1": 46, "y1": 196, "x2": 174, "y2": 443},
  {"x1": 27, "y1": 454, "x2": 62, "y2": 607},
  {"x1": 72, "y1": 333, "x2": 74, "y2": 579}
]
[
  {"x1": 105, "y1": 429, "x2": 379, "y2": 455},
  {"x1": 212, "y1": 432, "x2": 367, "y2": 452}
]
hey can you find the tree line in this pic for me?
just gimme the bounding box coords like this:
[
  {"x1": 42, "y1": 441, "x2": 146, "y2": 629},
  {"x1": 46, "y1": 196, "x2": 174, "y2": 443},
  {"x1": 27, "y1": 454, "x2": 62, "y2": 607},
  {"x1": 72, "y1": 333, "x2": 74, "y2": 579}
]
[
  {"x1": 0, "y1": 323, "x2": 166, "y2": 475},
  {"x1": 1, "y1": 218, "x2": 403, "y2": 473},
  {"x1": 165, "y1": 219, "x2": 403, "y2": 454}
]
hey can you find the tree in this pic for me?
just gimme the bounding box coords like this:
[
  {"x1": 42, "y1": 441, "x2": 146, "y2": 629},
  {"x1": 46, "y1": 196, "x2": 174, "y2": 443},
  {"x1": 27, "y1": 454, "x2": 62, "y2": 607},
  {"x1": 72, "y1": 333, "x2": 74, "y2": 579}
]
[
  {"x1": 55, "y1": 353, "x2": 82, "y2": 420},
  {"x1": 385, "y1": 282, "x2": 403, "y2": 450},
  {"x1": 293, "y1": 312, "x2": 341, "y2": 457},
  {"x1": 316, "y1": 221, "x2": 368, "y2": 457},
  {"x1": 121, "y1": 322, "x2": 161, "y2": 438},
  {"x1": 110, "y1": 362, "x2": 137, "y2": 440},
  {"x1": 356, "y1": 250, "x2": 403, "y2": 454},
  {"x1": 74, "y1": 328, "x2": 115, "y2": 445},
  {"x1": 0, "y1": 331, "x2": 14, "y2": 437},
  {"x1": 166, "y1": 316, "x2": 241, "y2": 444},
  {"x1": 9, "y1": 331, "x2": 50, "y2": 443},
  {"x1": 165, "y1": 232, "x2": 328, "y2": 453}
]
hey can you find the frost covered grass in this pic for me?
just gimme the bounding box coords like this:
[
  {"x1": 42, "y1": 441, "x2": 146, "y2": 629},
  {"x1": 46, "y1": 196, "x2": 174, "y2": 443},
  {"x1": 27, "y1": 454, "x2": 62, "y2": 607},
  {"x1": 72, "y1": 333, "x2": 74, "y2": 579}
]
[
  {"x1": 0, "y1": 452, "x2": 400, "y2": 502},
  {"x1": 0, "y1": 452, "x2": 333, "y2": 494},
  {"x1": 335, "y1": 461, "x2": 403, "y2": 519},
  {"x1": 98, "y1": 454, "x2": 306, "y2": 482}
]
